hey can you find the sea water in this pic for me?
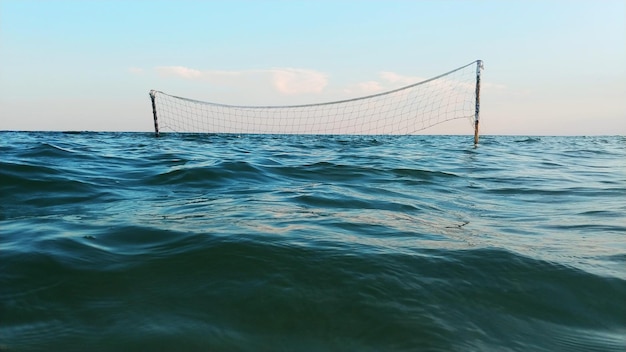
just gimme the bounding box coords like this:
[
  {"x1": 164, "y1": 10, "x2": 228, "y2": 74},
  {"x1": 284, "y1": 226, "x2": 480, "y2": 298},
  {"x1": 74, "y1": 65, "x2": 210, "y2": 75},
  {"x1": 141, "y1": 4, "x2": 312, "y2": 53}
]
[{"x1": 1, "y1": 132, "x2": 624, "y2": 351}]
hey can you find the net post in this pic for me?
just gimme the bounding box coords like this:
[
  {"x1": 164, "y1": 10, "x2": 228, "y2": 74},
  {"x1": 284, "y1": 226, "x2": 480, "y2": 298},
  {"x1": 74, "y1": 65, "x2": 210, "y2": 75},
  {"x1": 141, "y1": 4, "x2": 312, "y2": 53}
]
[
  {"x1": 149, "y1": 90, "x2": 160, "y2": 137},
  {"x1": 474, "y1": 60, "x2": 483, "y2": 146}
]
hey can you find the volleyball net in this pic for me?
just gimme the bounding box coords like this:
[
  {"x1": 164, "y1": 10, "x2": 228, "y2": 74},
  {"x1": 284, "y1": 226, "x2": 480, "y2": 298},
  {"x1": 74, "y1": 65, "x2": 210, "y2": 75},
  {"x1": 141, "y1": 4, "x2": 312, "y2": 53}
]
[{"x1": 149, "y1": 60, "x2": 483, "y2": 143}]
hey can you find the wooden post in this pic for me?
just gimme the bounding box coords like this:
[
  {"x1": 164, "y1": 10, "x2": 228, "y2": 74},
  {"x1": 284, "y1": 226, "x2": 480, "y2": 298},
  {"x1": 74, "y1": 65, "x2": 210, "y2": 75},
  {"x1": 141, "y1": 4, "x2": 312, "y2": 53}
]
[
  {"x1": 149, "y1": 90, "x2": 160, "y2": 137},
  {"x1": 474, "y1": 60, "x2": 483, "y2": 146}
]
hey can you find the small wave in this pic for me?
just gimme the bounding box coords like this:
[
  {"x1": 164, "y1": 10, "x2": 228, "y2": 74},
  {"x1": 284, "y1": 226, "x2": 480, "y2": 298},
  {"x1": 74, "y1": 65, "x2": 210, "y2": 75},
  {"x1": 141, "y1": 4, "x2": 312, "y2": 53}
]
[
  {"x1": 45, "y1": 142, "x2": 79, "y2": 154},
  {"x1": 148, "y1": 161, "x2": 273, "y2": 187},
  {"x1": 89, "y1": 225, "x2": 201, "y2": 257},
  {"x1": 514, "y1": 137, "x2": 542, "y2": 143},
  {"x1": 14, "y1": 142, "x2": 82, "y2": 159},
  {"x1": 268, "y1": 161, "x2": 383, "y2": 183},
  {"x1": 392, "y1": 167, "x2": 458, "y2": 180}
]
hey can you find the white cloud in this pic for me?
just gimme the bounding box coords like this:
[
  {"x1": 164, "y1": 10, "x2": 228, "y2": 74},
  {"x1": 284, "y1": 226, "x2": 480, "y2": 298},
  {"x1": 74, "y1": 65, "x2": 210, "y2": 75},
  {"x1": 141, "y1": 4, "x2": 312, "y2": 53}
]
[
  {"x1": 155, "y1": 66, "x2": 242, "y2": 81},
  {"x1": 270, "y1": 68, "x2": 328, "y2": 95},
  {"x1": 155, "y1": 66, "x2": 211, "y2": 79},
  {"x1": 379, "y1": 71, "x2": 425, "y2": 85},
  {"x1": 342, "y1": 81, "x2": 384, "y2": 95},
  {"x1": 153, "y1": 66, "x2": 328, "y2": 96},
  {"x1": 342, "y1": 72, "x2": 424, "y2": 96}
]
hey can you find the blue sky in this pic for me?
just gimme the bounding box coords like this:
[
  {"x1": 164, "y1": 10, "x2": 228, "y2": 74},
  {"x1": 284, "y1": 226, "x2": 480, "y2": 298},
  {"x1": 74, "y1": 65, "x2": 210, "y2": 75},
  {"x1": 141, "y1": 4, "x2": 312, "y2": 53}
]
[{"x1": 1, "y1": 0, "x2": 624, "y2": 134}]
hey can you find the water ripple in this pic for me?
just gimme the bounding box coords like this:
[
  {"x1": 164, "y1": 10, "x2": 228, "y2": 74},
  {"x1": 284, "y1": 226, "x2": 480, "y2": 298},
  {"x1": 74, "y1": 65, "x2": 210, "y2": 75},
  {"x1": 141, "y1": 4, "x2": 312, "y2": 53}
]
[{"x1": 1, "y1": 132, "x2": 625, "y2": 351}]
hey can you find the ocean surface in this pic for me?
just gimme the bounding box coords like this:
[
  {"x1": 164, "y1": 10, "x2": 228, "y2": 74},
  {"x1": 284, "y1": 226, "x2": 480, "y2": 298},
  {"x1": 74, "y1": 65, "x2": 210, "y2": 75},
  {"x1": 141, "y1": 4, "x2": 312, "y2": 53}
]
[{"x1": 0, "y1": 132, "x2": 624, "y2": 352}]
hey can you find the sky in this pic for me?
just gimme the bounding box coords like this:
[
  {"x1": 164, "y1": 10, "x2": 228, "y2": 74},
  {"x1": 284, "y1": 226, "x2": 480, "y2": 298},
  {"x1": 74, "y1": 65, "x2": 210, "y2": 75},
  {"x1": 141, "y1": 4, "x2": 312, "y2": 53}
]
[{"x1": 0, "y1": 0, "x2": 624, "y2": 135}]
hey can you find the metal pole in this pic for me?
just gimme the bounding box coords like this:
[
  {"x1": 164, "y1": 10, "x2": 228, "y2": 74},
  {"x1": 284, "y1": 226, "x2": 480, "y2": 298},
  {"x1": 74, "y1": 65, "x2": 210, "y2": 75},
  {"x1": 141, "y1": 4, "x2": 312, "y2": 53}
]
[
  {"x1": 474, "y1": 60, "x2": 483, "y2": 146},
  {"x1": 149, "y1": 90, "x2": 160, "y2": 137}
]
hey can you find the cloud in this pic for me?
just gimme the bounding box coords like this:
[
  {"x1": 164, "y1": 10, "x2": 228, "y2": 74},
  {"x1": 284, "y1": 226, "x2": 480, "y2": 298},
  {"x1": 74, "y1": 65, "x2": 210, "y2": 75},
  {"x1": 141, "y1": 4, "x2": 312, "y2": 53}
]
[
  {"x1": 156, "y1": 66, "x2": 203, "y2": 79},
  {"x1": 343, "y1": 72, "x2": 424, "y2": 96},
  {"x1": 154, "y1": 66, "x2": 243, "y2": 80},
  {"x1": 354, "y1": 72, "x2": 507, "y2": 97},
  {"x1": 269, "y1": 68, "x2": 328, "y2": 95},
  {"x1": 154, "y1": 66, "x2": 328, "y2": 95},
  {"x1": 379, "y1": 71, "x2": 425, "y2": 85}
]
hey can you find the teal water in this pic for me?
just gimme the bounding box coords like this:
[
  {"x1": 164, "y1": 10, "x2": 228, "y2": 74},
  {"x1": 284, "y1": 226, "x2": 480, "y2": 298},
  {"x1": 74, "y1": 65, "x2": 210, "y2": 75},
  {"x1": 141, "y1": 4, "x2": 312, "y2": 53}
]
[{"x1": 1, "y1": 132, "x2": 625, "y2": 351}]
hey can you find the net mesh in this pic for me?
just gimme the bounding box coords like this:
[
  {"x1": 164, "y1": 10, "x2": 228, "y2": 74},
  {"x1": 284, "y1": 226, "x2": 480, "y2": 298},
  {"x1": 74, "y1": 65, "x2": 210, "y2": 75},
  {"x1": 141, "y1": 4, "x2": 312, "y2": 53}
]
[{"x1": 150, "y1": 61, "x2": 480, "y2": 135}]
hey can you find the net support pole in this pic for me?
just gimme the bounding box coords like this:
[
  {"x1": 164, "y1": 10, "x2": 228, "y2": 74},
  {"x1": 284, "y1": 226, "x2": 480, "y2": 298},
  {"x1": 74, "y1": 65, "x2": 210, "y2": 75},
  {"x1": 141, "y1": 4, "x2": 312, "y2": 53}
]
[
  {"x1": 474, "y1": 60, "x2": 483, "y2": 146},
  {"x1": 149, "y1": 90, "x2": 160, "y2": 137}
]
